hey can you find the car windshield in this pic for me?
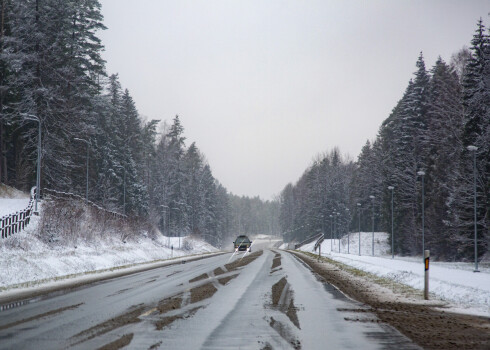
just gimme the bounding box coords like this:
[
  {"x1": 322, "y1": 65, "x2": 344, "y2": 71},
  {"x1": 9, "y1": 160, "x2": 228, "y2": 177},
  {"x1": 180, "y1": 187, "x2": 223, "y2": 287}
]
[{"x1": 235, "y1": 236, "x2": 250, "y2": 244}]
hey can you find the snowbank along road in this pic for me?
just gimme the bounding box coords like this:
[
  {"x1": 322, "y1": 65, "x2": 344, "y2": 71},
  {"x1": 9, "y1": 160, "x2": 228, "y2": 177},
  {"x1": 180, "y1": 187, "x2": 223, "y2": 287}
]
[{"x1": 0, "y1": 239, "x2": 419, "y2": 349}]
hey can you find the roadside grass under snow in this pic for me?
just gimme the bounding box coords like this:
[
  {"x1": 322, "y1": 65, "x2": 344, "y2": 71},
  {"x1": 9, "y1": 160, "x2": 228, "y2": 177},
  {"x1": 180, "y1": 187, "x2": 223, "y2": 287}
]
[{"x1": 286, "y1": 232, "x2": 490, "y2": 317}]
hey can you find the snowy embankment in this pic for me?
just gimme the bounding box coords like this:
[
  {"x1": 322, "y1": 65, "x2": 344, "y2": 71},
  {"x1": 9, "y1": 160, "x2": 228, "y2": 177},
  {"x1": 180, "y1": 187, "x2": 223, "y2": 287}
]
[
  {"x1": 0, "y1": 184, "x2": 30, "y2": 218},
  {"x1": 286, "y1": 232, "x2": 490, "y2": 317},
  {"x1": 0, "y1": 198, "x2": 30, "y2": 218},
  {"x1": 0, "y1": 207, "x2": 218, "y2": 291}
]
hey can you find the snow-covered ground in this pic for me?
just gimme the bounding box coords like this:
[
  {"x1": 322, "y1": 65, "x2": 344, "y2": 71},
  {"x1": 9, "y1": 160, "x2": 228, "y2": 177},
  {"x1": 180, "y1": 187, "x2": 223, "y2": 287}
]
[
  {"x1": 286, "y1": 232, "x2": 490, "y2": 317},
  {"x1": 0, "y1": 185, "x2": 30, "y2": 217},
  {"x1": 0, "y1": 188, "x2": 219, "y2": 292},
  {"x1": 0, "y1": 212, "x2": 218, "y2": 291},
  {"x1": 0, "y1": 198, "x2": 30, "y2": 217}
]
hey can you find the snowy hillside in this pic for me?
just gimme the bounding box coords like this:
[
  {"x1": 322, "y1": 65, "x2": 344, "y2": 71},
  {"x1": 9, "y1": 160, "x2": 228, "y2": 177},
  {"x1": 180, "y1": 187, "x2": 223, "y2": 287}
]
[
  {"x1": 0, "y1": 198, "x2": 30, "y2": 218},
  {"x1": 0, "y1": 206, "x2": 218, "y2": 291},
  {"x1": 0, "y1": 185, "x2": 30, "y2": 217}
]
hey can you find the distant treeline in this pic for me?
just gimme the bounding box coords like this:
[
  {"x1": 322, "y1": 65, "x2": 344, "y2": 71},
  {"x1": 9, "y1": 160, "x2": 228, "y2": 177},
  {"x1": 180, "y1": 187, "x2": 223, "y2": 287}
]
[
  {"x1": 0, "y1": 0, "x2": 279, "y2": 245},
  {"x1": 280, "y1": 19, "x2": 489, "y2": 261}
]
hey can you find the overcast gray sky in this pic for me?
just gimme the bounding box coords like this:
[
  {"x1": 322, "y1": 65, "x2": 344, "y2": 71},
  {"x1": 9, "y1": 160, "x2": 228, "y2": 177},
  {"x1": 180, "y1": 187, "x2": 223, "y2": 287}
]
[{"x1": 98, "y1": 0, "x2": 489, "y2": 200}]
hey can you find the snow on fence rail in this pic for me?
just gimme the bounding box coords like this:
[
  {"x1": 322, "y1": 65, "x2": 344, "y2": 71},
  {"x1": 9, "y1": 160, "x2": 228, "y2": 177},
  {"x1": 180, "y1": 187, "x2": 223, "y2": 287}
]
[
  {"x1": 0, "y1": 187, "x2": 36, "y2": 239},
  {"x1": 314, "y1": 234, "x2": 324, "y2": 251},
  {"x1": 43, "y1": 188, "x2": 127, "y2": 219},
  {"x1": 294, "y1": 232, "x2": 324, "y2": 249}
]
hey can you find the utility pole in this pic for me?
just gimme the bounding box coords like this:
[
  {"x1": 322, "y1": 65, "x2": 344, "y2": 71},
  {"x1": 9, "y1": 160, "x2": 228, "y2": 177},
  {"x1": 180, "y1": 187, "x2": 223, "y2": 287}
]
[
  {"x1": 74, "y1": 138, "x2": 90, "y2": 203},
  {"x1": 357, "y1": 203, "x2": 361, "y2": 256},
  {"x1": 370, "y1": 195, "x2": 375, "y2": 256},
  {"x1": 22, "y1": 114, "x2": 41, "y2": 213},
  {"x1": 417, "y1": 170, "x2": 426, "y2": 260},
  {"x1": 467, "y1": 146, "x2": 479, "y2": 272},
  {"x1": 388, "y1": 186, "x2": 394, "y2": 259}
]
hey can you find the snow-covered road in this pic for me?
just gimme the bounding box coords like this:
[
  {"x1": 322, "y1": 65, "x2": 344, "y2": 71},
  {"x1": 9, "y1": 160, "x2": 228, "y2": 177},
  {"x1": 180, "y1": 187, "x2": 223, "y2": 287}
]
[{"x1": 0, "y1": 244, "x2": 418, "y2": 349}]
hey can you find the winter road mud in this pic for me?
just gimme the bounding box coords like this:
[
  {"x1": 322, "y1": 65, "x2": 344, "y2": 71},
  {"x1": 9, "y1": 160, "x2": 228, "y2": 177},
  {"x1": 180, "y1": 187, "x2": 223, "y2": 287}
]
[
  {"x1": 291, "y1": 250, "x2": 490, "y2": 350},
  {"x1": 0, "y1": 240, "x2": 427, "y2": 349}
]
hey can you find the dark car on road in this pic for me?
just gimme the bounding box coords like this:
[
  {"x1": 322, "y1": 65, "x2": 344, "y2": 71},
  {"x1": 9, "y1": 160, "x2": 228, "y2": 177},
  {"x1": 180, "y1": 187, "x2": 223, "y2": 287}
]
[{"x1": 233, "y1": 235, "x2": 252, "y2": 252}]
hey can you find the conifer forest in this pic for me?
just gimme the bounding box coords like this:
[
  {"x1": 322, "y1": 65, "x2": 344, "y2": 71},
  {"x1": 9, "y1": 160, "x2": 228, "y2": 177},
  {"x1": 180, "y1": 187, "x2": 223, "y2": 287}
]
[
  {"x1": 0, "y1": 1, "x2": 488, "y2": 261},
  {"x1": 0, "y1": 0, "x2": 280, "y2": 247},
  {"x1": 280, "y1": 20, "x2": 489, "y2": 261}
]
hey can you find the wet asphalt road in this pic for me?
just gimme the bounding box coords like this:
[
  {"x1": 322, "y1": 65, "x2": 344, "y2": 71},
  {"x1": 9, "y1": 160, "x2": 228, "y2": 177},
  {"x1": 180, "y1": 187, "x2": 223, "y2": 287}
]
[{"x1": 0, "y1": 238, "x2": 419, "y2": 349}]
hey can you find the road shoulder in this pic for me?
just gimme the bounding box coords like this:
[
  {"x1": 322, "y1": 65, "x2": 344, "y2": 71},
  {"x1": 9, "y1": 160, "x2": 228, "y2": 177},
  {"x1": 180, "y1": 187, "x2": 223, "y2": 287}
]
[
  {"x1": 0, "y1": 252, "x2": 226, "y2": 306},
  {"x1": 288, "y1": 250, "x2": 490, "y2": 350}
]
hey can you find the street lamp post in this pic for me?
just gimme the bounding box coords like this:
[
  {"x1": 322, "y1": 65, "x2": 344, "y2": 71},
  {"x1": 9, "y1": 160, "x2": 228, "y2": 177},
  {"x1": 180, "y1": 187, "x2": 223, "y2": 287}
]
[
  {"x1": 357, "y1": 203, "x2": 361, "y2": 255},
  {"x1": 369, "y1": 195, "x2": 375, "y2": 256},
  {"x1": 467, "y1": 145, "x2": 479, "y2": 272},
  {"x1": 116, "y1": 165, "x2": 127, "y2": 215},
  {"x1": 417, "y1": 170, "x2": 426, "y2": 259},
  {"x1": 119, "y1": 134, "x2": 138, "y2": 215},
  {"x1": 160, "y1": 204, "x2": 169, "y2": 233},
  {"x1": 346, "y1": 208, "x2": 350, "y2": 254},
  {"x1": 123, "y1": 167, "x2": 126, "y2": 215},
  {"x1": 171, "y1": 207, "x2": 181, "y2": 249},
  {"x1": 388, "y1": 186, "x2": 395, "y2": 259},
  {"x1": 320, "y1": 214, "x2": 325, "y2": 246},
  {"x1": 74, "y1": 138, "x2": 90, "y2": 203},
  {"x1": 21, "y1": 114, "x2": 41, "y2": 213},
  {"x1": 329, "y1": 214, "x2": 333, "y2": 251},
  {"x1": 337, "y1": 212, "x2": 341, "y2": 253}
]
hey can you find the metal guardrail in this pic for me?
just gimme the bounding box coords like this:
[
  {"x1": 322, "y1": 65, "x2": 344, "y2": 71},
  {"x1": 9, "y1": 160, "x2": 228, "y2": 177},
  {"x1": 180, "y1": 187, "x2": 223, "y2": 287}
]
[
  {"x1": 294, "y1": 232, "x2": 324, "y2": 250},
  {"x1": 314, "y1": 234, "x2": 324, "y2": 251},
  {"x1": 0, "y1": 187, "x2": 36, "y2": 239}
]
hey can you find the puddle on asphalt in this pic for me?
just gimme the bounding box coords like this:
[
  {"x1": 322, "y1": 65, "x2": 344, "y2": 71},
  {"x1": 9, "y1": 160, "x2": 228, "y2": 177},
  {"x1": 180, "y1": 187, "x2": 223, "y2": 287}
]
[{"x1": 321, "y1": 281, "x2": 350, "y2": 300}]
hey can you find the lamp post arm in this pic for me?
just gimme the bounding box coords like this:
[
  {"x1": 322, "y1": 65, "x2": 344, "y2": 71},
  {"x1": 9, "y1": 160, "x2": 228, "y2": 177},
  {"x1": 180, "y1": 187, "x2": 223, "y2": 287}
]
[
  {"x1": 74, "y1": 138, "x2": 90, "y2": 203},
  {"x1": 21, "y1": 114, "x2": 41, "y2": 213}
]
